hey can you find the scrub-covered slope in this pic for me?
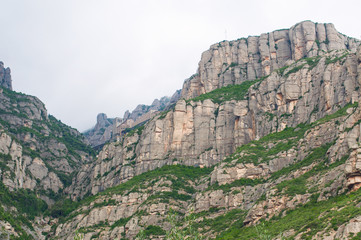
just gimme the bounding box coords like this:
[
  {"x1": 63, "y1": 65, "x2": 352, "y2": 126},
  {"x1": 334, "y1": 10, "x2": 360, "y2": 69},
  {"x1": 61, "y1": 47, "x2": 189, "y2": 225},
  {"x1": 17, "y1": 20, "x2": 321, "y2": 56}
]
[
  {"x1": 48, "y1": 21, "x2": 361, "y2": 239},
  {"x1": 0, "y1": 65, "x2": 95, "y2": 239}
]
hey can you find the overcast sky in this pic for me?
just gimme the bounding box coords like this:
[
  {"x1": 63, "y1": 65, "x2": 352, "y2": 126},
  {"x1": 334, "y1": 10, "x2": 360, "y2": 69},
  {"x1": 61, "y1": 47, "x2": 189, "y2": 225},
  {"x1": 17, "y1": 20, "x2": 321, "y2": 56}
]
[{"x1": 1, "y1": 0, "x2": 360, "y2": 132}]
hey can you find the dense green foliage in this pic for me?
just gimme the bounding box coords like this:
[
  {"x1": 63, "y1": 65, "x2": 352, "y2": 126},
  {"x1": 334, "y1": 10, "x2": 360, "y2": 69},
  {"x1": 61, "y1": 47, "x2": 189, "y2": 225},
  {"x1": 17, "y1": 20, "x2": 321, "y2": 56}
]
[
  {"x1": 47, "y1": 165, "x2": 213, "y2": 223},
  {"x1": 123, "y1": 121, "x2": 146, "y2": 137},
  {"x1": 218, "y1": 189, "x2": 361, "y2": 239},
  {"x1": 225, "y1": 102, "x2": 358, "y2": 166},
  {"x1": 47, "y1": 198, "x2": 81, "y2": 219},
  {"x1": 187, "y1": 78, "x2": 266, "y2": 104},
  {"x1": 195, "y1": 209, "x2": 246, "y2": 234},
  {"x1": 143, "y1": 225, "x2": 166, "y2": 236},
  {"x1": 47, "y1": 115, "x2": 96, "y2": 157},
  {"x1": 326, "y1": 52, "x2": 349, "y2": 64},
  {"x1": 104, "y1": 165, "x2": 213, "y2": 196},
  {"x1": 0, "y1": 182, "x2": 49, "y2": 239},
  {"x1": 0, "y1": 182, "x2": 47, "y2": 220}
]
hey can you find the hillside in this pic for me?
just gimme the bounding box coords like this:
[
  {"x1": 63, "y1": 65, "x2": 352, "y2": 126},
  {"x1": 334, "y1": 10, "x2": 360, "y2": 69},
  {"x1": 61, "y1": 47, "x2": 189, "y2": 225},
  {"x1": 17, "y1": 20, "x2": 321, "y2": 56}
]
[
  {"x1": 0, "y1": 66, "x2": 95, "y2": 238},
  {"x1": 47, "y1": 21, "x2": 361, "y2": 239},
  {"x1": 1, "y1": 20, "x2": 361, "y2": 240}
]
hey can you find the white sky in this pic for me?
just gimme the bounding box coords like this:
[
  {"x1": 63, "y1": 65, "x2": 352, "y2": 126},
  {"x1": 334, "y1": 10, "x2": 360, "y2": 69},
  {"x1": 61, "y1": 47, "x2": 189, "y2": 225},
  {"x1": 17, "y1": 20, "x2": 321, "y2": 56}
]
[{"x1": 1, "y1": 0, "x2": 360, "y2": 132}]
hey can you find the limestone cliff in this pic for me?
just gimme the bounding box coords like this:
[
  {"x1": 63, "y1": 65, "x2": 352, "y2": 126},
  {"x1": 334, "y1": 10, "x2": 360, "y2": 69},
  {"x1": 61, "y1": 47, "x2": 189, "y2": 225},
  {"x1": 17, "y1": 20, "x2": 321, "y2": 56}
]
[
  {"x1": 2, "y1": 20, "x2": 361, "y2": 240},
  {"x1": 0, "y1": 61, "x2": 12, "y2": 90},
  {"x1": 181, "y1": 21, "x2": 359, "y2": 99},
  {"x1": 0, "y1": 81, "x2": 95, "y2": 239},
  {"x1": 84, "y1": 92, "x2": 180, "y2": 147},
  {"x1": 70, "y1": 42, "x2": 361, "y2": 199},
  {"x1": 83, "y1": 113, "x2": 115, "y2": 147},
  {"x1": 57, "y1": 21, "x2": 361, "y2": 239}
]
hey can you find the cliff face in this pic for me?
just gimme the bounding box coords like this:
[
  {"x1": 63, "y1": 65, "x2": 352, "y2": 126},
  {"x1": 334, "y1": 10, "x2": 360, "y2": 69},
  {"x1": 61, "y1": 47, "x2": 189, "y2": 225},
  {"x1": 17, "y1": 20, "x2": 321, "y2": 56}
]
[
  {"x1": 181, "y1": 21, "x2": 359, "y2": 99},
  {"x1": 56, "y1": 21, "x2": 361, "y2": 239},
  {"x1": 83, "y1": 113, "x2": 115, "y2": 147},
  {"x1": 2, "y1": 20, "x2": 361, "y2": 240},
  {"x1": 0, "y1": 61, "x2": 12, "y2": 90},
  {"x1": 0, "y1": 82, "x2": 95, "y2": 239},
  {"x1": 84, "y1": 92, "x2": 180, "y2": 147},
  {"x1": 70, "y1": 41, "x2": 361, "y2": 199},
  {"x1": 0, "y1": 85, "x2": 95, "y2": 194},
  {"x1": 57, "y1": 100, "x2": 361, "y2": 240}
]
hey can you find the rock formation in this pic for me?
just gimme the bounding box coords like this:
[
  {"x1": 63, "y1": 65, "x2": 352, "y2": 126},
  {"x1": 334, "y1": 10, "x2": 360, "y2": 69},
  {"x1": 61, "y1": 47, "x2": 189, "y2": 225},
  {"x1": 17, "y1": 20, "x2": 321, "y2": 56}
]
[
  {"x1": 84, "y1": 92, "x2": 180, "y2": 147},
  {"x1": 2, "y1": 21, "x2": 361, "y2": 240},
  {"x1": 83, "y1": 113, "x2": 115, "y2": 147},
  {"x1": 0, "y1": 61, "x2": 12, "y2": 90},
  {"x1": 181, "y1": 21, "x2": 359, "y2": 99}
]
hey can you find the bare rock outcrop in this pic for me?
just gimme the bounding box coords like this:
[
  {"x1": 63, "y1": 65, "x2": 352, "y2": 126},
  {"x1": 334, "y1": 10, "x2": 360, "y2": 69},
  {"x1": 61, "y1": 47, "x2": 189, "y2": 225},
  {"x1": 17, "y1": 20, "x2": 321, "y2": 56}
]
[
  {"x1": 181, "y1": 21, "x2": 359, "y2": 99},
  {"x1": 0, "y1": 61, "x2": 12, "y2": 90}
]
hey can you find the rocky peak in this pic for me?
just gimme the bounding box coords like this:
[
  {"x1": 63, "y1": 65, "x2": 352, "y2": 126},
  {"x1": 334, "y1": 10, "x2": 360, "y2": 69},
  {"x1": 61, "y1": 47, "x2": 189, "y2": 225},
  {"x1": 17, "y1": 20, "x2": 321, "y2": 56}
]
[
  {"x1": 83, "y1": 113, "x2": 114, "y2": 147},
  {"x1": 181, "y1": 20, "x2": 360, "y2": 99},
  {"x1": 0, "y1": 61, "x2": 12, "y2": 90},
  {"x1": 84, "y1": 94, "x2": 177, "y2": 147},
  {"x1": 96, "y1": 113, "x2": 108, "y2": 124}
]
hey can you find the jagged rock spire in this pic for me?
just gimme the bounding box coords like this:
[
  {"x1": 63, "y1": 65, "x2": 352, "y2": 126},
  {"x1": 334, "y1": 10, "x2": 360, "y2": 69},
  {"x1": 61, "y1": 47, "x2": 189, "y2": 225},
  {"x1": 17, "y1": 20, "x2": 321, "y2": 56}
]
[{"x1": 0, "y1": 61, "x2": 12, "y2": 90}]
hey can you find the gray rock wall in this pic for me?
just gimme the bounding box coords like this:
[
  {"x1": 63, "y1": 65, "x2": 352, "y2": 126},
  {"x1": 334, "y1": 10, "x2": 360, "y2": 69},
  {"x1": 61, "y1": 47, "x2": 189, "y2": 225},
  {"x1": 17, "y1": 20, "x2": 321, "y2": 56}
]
[
  {"x1": 181, "y1": 21, "x2": 359, "y2": 99},
  {"x1": 0, "y1": 61, "x2": 12, "y2": 90}
]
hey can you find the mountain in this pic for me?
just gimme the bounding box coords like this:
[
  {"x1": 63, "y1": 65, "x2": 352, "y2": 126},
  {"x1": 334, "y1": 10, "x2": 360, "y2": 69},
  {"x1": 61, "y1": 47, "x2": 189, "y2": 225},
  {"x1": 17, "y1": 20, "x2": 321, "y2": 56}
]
[
  {"x1": 0, "y1": 63, "x2": 95, "y2": 238},
  {"x1": 2, "y1": 20, "x2": 361, "y2": 240},
  {"x1": 84, "y1": 90, "x2": 181, "y2": 148}
]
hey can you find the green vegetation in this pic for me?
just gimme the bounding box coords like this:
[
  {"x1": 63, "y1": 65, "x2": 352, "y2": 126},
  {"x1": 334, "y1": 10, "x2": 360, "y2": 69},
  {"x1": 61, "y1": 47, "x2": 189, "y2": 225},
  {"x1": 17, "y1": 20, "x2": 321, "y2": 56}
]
[
  {"x1": 226, "y1": 102, "x2": 358, "y2": 166},
  {"x1": 315, "y1": 102, "x2": 358, "y2": 125},
  {"x1": 124, "y1": 122, "x2": 146, "y2": 137},
  {"x1": 194, "y1": 209, "x2": 246, "y2": 234},
  {"x1": 305, "y1": 56, "x2": 321, "y2": 69},
  {"x1": 284, "y1": 63, "x2": 306, "y2": 77},
  {"x1": 47, "y1": 115, "x2": 96, "y2": 157},
  {"x1": 104, "y1": 165, "x2": 213, "y2": 196},
  {"x1": 217, "y1": 189, "x2": 361, "y2": 239},
  {"x1": 187, "y1": 77, "x2": 267, "y2": 104},
  {"x1": 326, "y1": 52, "x2": 349, "y2": 64},
  {"x1": 110, "y1": 217, "x2": 131, "y2": 230},
  {"x1": 165, "y1": 208, "x2": 205, "y2": 240},
  {"x1": 158, "y1": 109, "x2": 171, "y2": 120},
  {"x1": 146, "y1": 191, "x2": 192, "y2": 203},
  {"x1": 0, "y1": 182, "x2": 49, "y2": 239},
  {"x1": 208, "y1": 178, "x2": 264, "y2": 193},
  {"x1": 143, "y1": 225, "x2": 166, "y2": 236},
  {"x1": 47, "y1": 165, "x2": 213, "y2": 223},
  {"x1": 0, "y1": 182, "x2": 47, "y2": 220},
  {"x1": 271, "y1": 142, "x2": 332, "y2": 182},
  {"x1": 277, "y1": 55, "x2": 322, "y2": 77},
  {"x1": 46, "y1": 198, "x2": 81, "y2": 219}
]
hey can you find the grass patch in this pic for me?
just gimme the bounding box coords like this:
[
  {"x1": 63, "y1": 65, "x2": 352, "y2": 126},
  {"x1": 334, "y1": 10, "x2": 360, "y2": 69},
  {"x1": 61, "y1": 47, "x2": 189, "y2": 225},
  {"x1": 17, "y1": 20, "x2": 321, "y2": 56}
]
[
  {"x1": 217, "y1": 189, "x2": 361, "y2": 239},
  {"x1": 187, "y1": 77, "x2": 267, "y2": 104},
  {"x1": 143, "y1": 225, "x2": 166, "y2": 236}
]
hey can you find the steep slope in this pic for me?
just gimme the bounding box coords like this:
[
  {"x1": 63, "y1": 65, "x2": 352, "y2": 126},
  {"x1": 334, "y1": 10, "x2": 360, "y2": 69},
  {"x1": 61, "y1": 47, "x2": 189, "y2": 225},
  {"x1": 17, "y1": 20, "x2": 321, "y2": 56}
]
[
  {"x1": 49, "y1": 21, "x2": 361, "y2": 239},
  {"x1": 181, "y1": 20, "x2": 359, "y2": 99},
  {"x1": 2, "y1": 20, "x2": 361, "y2": 240},
  {"x1": 0, "y1": 66, "x2": 95, "y2": 238},
  {"x1": 52, "y1": 101, "x2": 361, "y2": 239},
  {"x1": 83, "y1": 113, "x2": 115, "y2": 148},
  {"x1": 70, "y1": 44, "x2": 361, "y2": 198}
]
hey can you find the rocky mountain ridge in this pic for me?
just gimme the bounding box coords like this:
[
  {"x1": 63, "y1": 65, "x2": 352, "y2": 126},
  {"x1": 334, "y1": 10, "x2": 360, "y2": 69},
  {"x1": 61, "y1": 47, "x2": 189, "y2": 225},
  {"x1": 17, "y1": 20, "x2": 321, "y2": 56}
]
[
  {"x1": 69, "y1": 21, "x2": 361, "y2": 198},
  {"x1": 84, "y1": 90, "x2": 181, "y2": 148},
  {"x1": 1, "y1": 20, "x2": 361, "y2": 240},
  {"x1": 0, "y1": 72, "x2": 94, "y2": 238},
  {"x1": 181, "y1": 21, "x2": 359, "y2": 99}
]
